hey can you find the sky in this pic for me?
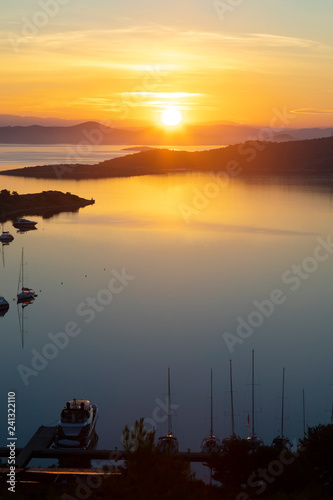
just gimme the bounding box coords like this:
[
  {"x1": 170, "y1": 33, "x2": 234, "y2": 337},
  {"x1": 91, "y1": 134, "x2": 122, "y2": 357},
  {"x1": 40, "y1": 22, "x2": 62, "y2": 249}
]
[{"x1": 1, "y1": 0, "x2": 333, "y2": 128}]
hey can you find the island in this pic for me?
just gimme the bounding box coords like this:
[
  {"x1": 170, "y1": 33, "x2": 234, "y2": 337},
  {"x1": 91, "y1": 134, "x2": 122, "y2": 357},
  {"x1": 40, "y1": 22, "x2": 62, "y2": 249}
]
[
  {"x1": 0, "y1": 189, "x2": 95, "y2": 220},
  {"x1": 121, "y1": 146, "x2": 158, "y2": 152},
  {"x1": 1, "y1": 136, "x2": 333, "y2": 181}
]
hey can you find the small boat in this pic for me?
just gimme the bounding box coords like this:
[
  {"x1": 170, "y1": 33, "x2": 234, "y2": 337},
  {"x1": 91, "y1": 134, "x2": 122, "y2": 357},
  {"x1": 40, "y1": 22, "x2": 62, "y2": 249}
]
[
  {"x1": 17, "y1": 248, "x2": 37, "y2": 304},
  {"x1": 272, "y1": 368, "x2": 292, "y2": 451},
  {"x1": 0, "y1": 231, "x2": 14, "y2": 243},
  {"x1": 0, "y1": 296, "x2": 9, "y2": 317},
  {"x1": 201, "y1": 369, "x2": 220, "y2": 453},
  {"x1": 222, "y1": 359, "x2": 240, "y2": 449},
  {"x1": 157, "y1": 368, "x2": 179, "y2": 452},
  {"x1": 246, "y1": 350, "x2": 264, "y2": 447},
  {"x1": 54, "y1": 399, "x2": 98, "y2": 448},
  {"x1": 13, "y1": 218, "x2": 37, "y2": 229}
]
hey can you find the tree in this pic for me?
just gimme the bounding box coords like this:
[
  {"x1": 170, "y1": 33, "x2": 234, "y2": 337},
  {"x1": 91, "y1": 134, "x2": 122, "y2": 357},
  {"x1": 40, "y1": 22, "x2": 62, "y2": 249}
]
[{"x1": 100, "y1": 418, "x2": 213, "y2": 500}]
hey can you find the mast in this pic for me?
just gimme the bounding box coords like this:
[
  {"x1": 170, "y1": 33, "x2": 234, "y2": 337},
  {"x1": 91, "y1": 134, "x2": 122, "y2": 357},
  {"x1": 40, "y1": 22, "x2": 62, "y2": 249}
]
[
  {"x1": 168, "y1": 367, "x2": 172, "y2": 436},
  {"x1": 281, "y1": 368, "x2": 285, "y2": 437},
  {"x1": 302, "y1": 389, "x2": 305, "y2": 437},
  {"x1": 230, "y1": 359, "x2": 235, "y2": 435},
  {"x1": 210, "y1": 369, "x2": 214, "y2": 436},
  {"x1": 252, "y1": 349, "x2": 255, "y2": 435},
  {"x1": 17, "y1": 247, "x2": 25, "y2": 292}
]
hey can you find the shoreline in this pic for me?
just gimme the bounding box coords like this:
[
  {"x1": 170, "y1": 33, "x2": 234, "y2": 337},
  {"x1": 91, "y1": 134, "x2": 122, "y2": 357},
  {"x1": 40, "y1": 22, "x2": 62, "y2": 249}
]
[{"x1": 0, "y1": 190, "x2": 95, "y2": 222}]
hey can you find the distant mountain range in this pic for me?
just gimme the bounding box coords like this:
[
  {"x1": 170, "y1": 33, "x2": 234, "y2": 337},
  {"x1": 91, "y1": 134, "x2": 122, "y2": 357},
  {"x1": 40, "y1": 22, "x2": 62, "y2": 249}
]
[
  {"x1": 0, "y1": 120, "x2": 332, "y2": 146},
  {"x1": 2, "y1": 136, "x2": 333, "y2": 181}
]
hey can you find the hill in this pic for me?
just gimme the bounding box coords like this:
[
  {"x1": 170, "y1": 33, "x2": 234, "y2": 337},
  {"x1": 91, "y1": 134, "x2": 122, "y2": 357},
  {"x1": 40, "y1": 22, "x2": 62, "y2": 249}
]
[
  {"x1": 0, "y1": 120, "x2": 332, "y2": 146},
  {"x1": 1, "y1": 136, "x2": 333, "y2": 181}
]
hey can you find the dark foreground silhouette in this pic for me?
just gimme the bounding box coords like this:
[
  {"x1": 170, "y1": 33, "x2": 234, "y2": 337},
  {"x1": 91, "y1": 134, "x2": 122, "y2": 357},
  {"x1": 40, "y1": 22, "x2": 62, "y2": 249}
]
[
  {"x1": 0, "y1": 189, "x2": 95, "y2": 220},
  {"x1": 1, "y1": 136, "x2": 333, "y2": 182},
  {"x1": 2, "y1": 420, "x2": 333, "y2": 499}
]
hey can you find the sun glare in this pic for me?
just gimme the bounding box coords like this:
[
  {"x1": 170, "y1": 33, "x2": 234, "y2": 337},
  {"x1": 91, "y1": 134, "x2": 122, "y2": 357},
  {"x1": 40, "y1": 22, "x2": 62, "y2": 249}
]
[{"x1": 161, "y1": 107, "x2": 183, "y2": 127}]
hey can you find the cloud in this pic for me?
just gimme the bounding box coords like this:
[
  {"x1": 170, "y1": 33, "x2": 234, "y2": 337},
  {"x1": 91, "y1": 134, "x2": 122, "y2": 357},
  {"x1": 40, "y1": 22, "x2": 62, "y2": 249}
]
[
  {"x1": 291, "y1": 108, "x2": 333, "y2": 115},
  {"x1": 181, "y1": 31, "x2": 325, "y2": 49},
  {"x1": 118, "y1": 92, "x2": 203, "y2": 98}
]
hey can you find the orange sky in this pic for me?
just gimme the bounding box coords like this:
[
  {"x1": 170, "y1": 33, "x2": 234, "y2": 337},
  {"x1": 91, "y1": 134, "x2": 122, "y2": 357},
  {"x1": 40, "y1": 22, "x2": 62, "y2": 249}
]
[{"x1": 1, "y1": 1, "x2": 333, "y2": 128}]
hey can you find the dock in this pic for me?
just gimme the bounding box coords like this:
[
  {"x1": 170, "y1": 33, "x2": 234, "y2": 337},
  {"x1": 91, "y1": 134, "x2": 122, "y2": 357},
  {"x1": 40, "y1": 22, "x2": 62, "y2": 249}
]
[
  {"x1": 15, "y1": 426, "x2": 56, "y2": 469},
  {"x1": 0, "y1": 425, "x2": 211, "y2": 474}
]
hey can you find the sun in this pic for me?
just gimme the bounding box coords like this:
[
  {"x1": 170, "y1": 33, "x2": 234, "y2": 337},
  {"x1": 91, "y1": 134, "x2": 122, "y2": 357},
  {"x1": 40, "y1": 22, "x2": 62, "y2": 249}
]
[{"x1": 161, "y1": 107, "x2": 183, "y2": 127}]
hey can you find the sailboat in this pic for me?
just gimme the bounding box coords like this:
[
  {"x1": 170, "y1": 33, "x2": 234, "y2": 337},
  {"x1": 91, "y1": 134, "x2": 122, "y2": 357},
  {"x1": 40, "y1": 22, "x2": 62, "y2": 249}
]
[
  {"x1": 272, "y1": 368, "x2": 292, "y2": 451},
  {"x1": 17, "y1": 248, "x2": 37, "y2": 304},
  {"x1": 246, "y1": 350, "x2": 264, "y2": 447},
  {"x1": 0, "y1": 296, "x2": 9, "y2": 317},
  {"x1": 201, "y1": 369, "x2": 220, "y2": 453},
  {"x1": 157, "y1": 367, "x2": 179, "y2": 452},
  {"x1": 222, "y1": 359, "x2": 240, "y2": 449},
  {"x1": 0, "y1": 228, "x2": 14, "y2": 244}
]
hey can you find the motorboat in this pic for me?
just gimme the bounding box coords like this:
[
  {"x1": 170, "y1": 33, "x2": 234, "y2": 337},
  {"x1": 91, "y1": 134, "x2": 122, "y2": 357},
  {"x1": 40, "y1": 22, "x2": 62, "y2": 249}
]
[
  {"x1": 17, "y1": 248, "x2": 37, "y2": 304},
  {"x1": 0, "y1": 296, "x2": 9, "y2": 317},
  {"x1": 157, "y1": 368, "x2": 179, "y2": 452},
  {"x1": 54, "y1": 399, "x2": 98, "y2": 448},
  {"x1": 201, "y1": 369, "x2": 220, "y2": 453},
  {"x1": 13, "y1": 218, "x2": 37, "y2": 229}
]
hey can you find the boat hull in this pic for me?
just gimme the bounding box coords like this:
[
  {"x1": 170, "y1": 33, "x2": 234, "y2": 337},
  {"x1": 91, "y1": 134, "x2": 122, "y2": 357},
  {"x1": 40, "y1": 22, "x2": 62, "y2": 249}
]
[
  {"x1": 13, "y1": 218, "x2": 37, "y2": 229},
  {"x1": 17, "y1": 288, "x2": 36, "y2": 303}
]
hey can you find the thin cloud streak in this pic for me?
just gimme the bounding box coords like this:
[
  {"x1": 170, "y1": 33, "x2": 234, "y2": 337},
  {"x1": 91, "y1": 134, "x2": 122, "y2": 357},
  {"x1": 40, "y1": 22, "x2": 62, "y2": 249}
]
[{"x1": 291, "y1": 108, "x2": 333, "y2": 115}]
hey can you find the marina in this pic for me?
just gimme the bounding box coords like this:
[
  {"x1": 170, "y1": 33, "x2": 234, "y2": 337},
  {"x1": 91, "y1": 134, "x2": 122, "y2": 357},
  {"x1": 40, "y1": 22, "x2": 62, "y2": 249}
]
[{"x1": 1, "y1": 173, "x2": 333, "y2": 473}]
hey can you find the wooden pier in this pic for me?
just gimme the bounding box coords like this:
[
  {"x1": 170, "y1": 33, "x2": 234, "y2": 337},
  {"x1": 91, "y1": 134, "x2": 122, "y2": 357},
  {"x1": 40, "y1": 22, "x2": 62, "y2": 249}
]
[
  {"x1": 15, "y1": 426, "x2": 57, "y2": 468},
  {"x1": 0, "y1": 426, "x2": 210, "y2": 472}
]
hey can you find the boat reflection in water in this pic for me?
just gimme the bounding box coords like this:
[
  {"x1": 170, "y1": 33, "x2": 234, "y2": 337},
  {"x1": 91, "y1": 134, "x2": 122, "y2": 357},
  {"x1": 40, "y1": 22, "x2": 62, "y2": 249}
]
[
  {"x1": 157, "y1": 368, "x2": 179, "y2": 452},
  {"x1": 55, "y1": 399, "x2": 99, "y2": 449},
  {"x1": 17, "y1": 296, "x2": 35, "y2": 348}
]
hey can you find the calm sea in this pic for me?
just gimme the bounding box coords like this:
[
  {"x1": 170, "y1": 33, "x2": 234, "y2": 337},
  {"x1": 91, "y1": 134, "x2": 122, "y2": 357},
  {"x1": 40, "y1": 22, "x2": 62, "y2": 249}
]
[
  {"x1": 0, "y1": 144, "x2": 219, "y2": 171},
  {"x1": 1, "y1": 145, "x2": 333, "y2": 477}
]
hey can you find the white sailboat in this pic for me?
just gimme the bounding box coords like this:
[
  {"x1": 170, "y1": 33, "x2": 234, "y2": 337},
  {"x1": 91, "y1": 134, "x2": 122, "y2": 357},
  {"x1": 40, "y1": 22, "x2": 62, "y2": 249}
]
[
  {"x1": 246, "y1": 350, "x2": 264, "y2": 447},
  {"x1": 157, "y1": 367, "x2": 179, "y2": 452},
  {"x1": 272, "y1": 368, "x2": 292, "y2": 451},
  {"x1": 201, "y1": 369, "x2": 220, "y2": 453},
  {"x1": 17, "y1": 248, "x2": 37, "y2": 304}
]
